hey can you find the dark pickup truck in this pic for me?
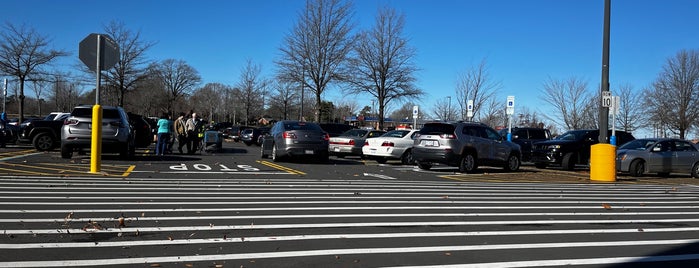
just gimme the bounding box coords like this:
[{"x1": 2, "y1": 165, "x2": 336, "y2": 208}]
[{"x1": 19, "y1": 120, "x2": 64, "y2": 151}]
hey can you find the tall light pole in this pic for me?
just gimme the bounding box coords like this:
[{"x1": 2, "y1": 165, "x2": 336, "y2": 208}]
[{"x1": 598, "y1": 0, "x2": 611, "y2": 143}]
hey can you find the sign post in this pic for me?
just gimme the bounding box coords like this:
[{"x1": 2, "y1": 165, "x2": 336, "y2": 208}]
[
  {"x1": 610, "y1": 95, "x2": 620, "y2": 145},
  {"x1": 506, "y1": 96, "x2": 515, "y2": 141},
  {"x1": 412, "y1": 105, "x2": 419, "y2": 129},
  {"x1": 79, "y1": 33, "x2": 119, "y2": 173}
]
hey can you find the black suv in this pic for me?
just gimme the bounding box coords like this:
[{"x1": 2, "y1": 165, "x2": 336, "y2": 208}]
[
  {"x1": 412, "y1": 122, "x2": 522, "y2": 173},
  {"x1": 499, "y1": 127, "x2": 552, "y2": 162},
  {"x1": 531, "y1": 129, "x2": 635, "y2": 170}
]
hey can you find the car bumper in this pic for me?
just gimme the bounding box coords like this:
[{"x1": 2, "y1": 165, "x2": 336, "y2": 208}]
[
  {"x1": 412, "y1": 147, "x2": 460, "y2": 165},
  {"x1": 283, "y1": 144, "x2": 329, "y2": 156},
  {"x1": 531, "y1": 150, "x2": 562, "y2": 164},
  {"x1": 329, "y1": 145, "x2": 362, "y2": 156},
  {"x1": 362, "y1": 146, "x2": 406, "y2": 159}
]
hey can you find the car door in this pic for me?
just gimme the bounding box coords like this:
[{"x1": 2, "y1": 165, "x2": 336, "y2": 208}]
[
  {"x1": 647, "y1": 141, "x2": 673, "y2": 173},
  {"x1": 671, "y1": 140, "x2": 698, "y2": 173},
  {"x1": 484, "y1": 126, "x2": 509, "y2": 161}
]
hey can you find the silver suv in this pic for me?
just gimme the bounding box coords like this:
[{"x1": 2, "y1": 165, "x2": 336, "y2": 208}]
[
  {"x1": 60, "y1": 105, "x2": 135, "y2": 159},
  {"x1": 412, "y1": 122, "x2": 521, "y2": 173}
]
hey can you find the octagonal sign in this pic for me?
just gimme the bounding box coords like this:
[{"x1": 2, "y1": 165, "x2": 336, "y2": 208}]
[{"x1": 79, "y1": 33, "x2": 119, "y2": 72}]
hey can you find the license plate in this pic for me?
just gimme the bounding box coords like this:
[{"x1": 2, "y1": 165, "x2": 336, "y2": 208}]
[
  {"x1": 334, "y1": 147, "x2": 340, "y2": 152},
  {"x1": 305, "y1": 150, "x2": 314, "y2": 154},
  {"x1": 422, "y1": 140, "x2": 438, "y2": 147}
]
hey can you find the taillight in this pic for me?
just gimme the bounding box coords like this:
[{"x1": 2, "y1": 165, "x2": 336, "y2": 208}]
[
  {"x1": 283, "y1": 131, "x2": 297, "y2": 139},
  {"x1": 364, "y1": 141, "x2": 369, "y2": 146},
  {"x1": 381, "y1": 141, "x2": 395, "y2": 147},
  {"x1": 440, "y1": 133, "x2": 456, "y2": 139},
  {"x1": 65, "y1": 119, "x2": 79, "y2": 125},
  {"x1": 348, "y1": 140, "x2": 355, "y2": 145},
  {"x1": 323, "y1": 133, "x2": 330, "y2": 141}
]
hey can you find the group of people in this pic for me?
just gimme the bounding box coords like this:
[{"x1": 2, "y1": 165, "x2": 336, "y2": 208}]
[{"x1": 155, "y1": 111, "x2": 205, "y2": 156}]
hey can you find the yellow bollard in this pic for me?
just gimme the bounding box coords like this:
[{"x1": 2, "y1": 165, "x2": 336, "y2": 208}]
[
  {"x1": 590, "y1": 143, "x2": 616, "y2": 182},
  {"x1": 90, "y1": 105, "x2": 102, "y2": 173}
]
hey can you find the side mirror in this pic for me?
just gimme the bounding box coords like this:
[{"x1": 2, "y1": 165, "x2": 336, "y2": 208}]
[{"x1": 652, "y1": 147, "x2": 662, "y2": 152}]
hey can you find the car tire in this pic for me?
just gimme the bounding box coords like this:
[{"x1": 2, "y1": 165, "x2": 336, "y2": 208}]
[
  {"x1": 32, "y1": 133, "x2": 55, "y2": 151},
  {"x1": 561, "y1": 153, "x2": 576, "y2": 170},
  {"x1": 376, "y1": 158, "x2": 388, "y2": 164},
  {"x1": 691, "y1": 162, "x2": 699, "y2": 178},
  {"x1": 417, "y1": 161, "x2": 432, "y2": 170},
  {"x1": 629, "y1": 159, "x2": 645, "y2": 177},
  {"x1": 244, "y1": 141, "x2": 252, "y2": 146},
  {"x1": 504, "y1": 154, "x2": 520, "y2": 172},
  {"x1": 60, "y1": 145, "x2": 72, "y2": 159},
  {"x1": 272, "y1": 144, "x2": 282, "y2": 162},
  {"x1": 401, "y1": 149, "x2": 414, "y2": 165},
  {"x1": 458, "y1": 153, "x2": 477, "y2": 173}
]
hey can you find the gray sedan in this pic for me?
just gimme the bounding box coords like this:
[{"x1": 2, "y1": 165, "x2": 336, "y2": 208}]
[
  {"x1": 260, "y1": 120, "x2": 329, "y2": 162},
  {"x1": 616, "y1": 138, "x2": 699, "y2": 177}
]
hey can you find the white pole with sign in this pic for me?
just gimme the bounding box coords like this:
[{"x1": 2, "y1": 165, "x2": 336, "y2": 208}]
[
  {"x1": 610, "y1": 95, "x2": 620, "y2": 145},
  {"x1": 506, "y1": 96, "x2": 515, "y2": 141},
  {"x1": 412, "y1": 105, "x2": 418, "y2": 129},
  {"x1": 467, "y1": 100, "x2": 473, "y2": 121}
]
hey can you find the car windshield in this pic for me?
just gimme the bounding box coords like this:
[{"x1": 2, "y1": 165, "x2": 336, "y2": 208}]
[
  {"x1": 340, "y1": 129, "x2": 368, "y2": 137},
  {"x1": 382, "y1": 130, "x2": 410, "y2": 138},
  {"x1": 283, "y1": 122, "x2": 322, "y2": 131},
  {"x1": 619, "y1": 139, "x2": 657, "y2": 150},
  {"x1": 419, "y1": 123, "x2": 454, "y2": 135}
]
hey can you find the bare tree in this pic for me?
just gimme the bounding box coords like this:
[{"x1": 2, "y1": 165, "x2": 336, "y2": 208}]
[
  {"x1": 539, "y1": 76, "x2": 592, "y2": 130},
  {"x1": 431, "y1": 97, "x2": 457, "y2": 121},
  {"x1": 344, "y1": 6, "x2": 422, "y2": 130},
  {"x1": 30, "y1": 78, "x2": 48, "y2": 116},
  {"x1": 389, "y1": 102, "x2": 416, "y2": 123},
  {"x1": 236, "y1": 60, "x2": 267, "y2": 125},
  {"x1": 614, "y1": 84, "x2": 644, "y2": 133},
  {"x1": 642, "y1": 49, "x2": 699, "y2": 139},
  {"x1": 102, "y1": 21, "x2": 155, "y2": 107},
  {"x1": 455, "y1": 59, "x2": 500, "y2": 122},
  {"x1": 277, "y1": 0, "x2": 356, "y2": 122},
  {"x1": 268, "y1": 81, "x2": 298, "y2": 120},
  {"x1": 151, "y1": 59, "x2": 201, "y2": 114},
  {"x1": 0, "y1": 23, "x2": 68, "y2": 122}
]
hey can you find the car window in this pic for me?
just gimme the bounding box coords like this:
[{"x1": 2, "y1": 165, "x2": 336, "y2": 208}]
[
  {"x1": 620, "y1": 139, "x2": 656, "y2": 150},
  {"x1": 529, "y1": 129, "x2": 548, "y2": 139},
  {"x1": 341, "y1": 129, "x2": 368, "y2": 137},
  {"x1": 283, "y1": 122, "x2": 322, "y2": 131},
  {"x1": 383, "y1": 130, "x2": 410, "y2": 138},
  {"x1": 462, "y1": 126, "x2": 480, "y2": 137},
  {"x1": 484, "y1": 127, "x2": 501, "y2": 141},
  {"x1": 368, "y1": 131, "x2": 385, "y2": 138},
  {"x1": 420, "y1": 123, "x2": 454, "y2": 135},
  {"x1": 513, "y1": 129, "x2": 527, "y2": 138},
  {"x1": 674, "y1": 141, "x2": 696, "y2": 151}
]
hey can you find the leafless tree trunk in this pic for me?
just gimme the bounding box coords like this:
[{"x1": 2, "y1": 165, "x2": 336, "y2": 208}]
[
  {"x1": 102, "y1": 21, "x2": 155, "y2": 107},
  {"x1": 236, "y1": 60, "x2": 267, "y2": 125},
  {"x1": 614, "y1": 84, "x2": 644, "y2": 133},
  {"x1": 431, "y1": 97, "x2": 458, "y2": 122},
  {"x1": 277, "y1": 0, "x2": 356, "y2": 122},
  {"x1": 455, "y1": 59, "x2": 500, "y2": 122},
  {"x1": 151, "y1": 59, "x2": 201, "y2": 114},
  {"x1": 268, "y1": 81, "x2": 298, "y2": 120},
  {"x1": 0, "y1": 23, "x2": 68, "y2": 123},
  {"x1": 642, "y1": 49, "x2": 699, "y2": 139},
  {"x1": 539, "y1": 76, "x2": 591, "y2": 130},
  {"x1": 344, "y1": 6, "x2": 422, "y2": 130},
  {"x1": 30, "y1": 78, "x2": 47, "y2": 116}
]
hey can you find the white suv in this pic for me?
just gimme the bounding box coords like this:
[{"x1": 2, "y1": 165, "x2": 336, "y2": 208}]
[{"x1": 60, "y1": 105, "x2": 135, "y2": 159}]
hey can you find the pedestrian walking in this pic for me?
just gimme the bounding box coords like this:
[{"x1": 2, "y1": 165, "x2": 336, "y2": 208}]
[
  {"x1": 185, "y1": 112, "x2": 204, "y2": 154},
  {"x1": 155, "y1": 113, "x2": 173, "y2": 156},
  {"x1": 174, "y1": 112, "x2": 188, "y2": 154}
]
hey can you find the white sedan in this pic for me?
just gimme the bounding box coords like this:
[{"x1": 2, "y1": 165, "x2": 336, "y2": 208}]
[{"x1": 362, "y1": 129, "x2": 419, "y2": 164}]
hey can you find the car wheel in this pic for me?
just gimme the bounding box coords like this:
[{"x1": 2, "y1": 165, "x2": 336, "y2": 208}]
[
  {"x1": 458, "y1": 153, "x2": 477, "y2": 173},
  {"x1": 376, "y1": 158, "x2": 388, "y2": 164},
  {"x1": 504, "y1": 154, "x2": 520, "y2": 172},
  {"x1": 60, "y1": 145, "x2": 72, "y2": 159},
  {"x1": 692, "y1": 162, "x2": 699, "y2": 178},
  {"x1": 244, "y1": 141, "x2": 252, "y2": 146},
  {"x1": 417, "y1": 161, "x2": 432, "y2": 170},
  {"x1": 32, "y1": 133, "x2": 55, "y2": 151},
  {"x1": 534, "y1": 163, "x2": 548, "y2": 169},
  {"x1": 561, "y1": 153, "x2": 576, "y2": 170},
  {"x1": 401, "y1": 149, "x2": 414, "y2": 165},
  {"x1": 629, "y1": 159, "x2": 645, "y2": 177}
]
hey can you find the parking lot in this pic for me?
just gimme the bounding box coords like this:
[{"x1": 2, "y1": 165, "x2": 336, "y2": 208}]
[{"x1": 0, "y1": 140, "x2": 698, "y2": 185}]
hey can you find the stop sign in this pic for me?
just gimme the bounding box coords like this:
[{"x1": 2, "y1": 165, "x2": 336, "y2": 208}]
[{"x1": 79, "y1": 33, "x2": 119, "y2": 72}]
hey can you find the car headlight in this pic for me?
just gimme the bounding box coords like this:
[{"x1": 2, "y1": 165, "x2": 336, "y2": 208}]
[
  {"x1": 618, "y1": 154, "x2": 627, "y2": 161},
  {"x1": 547, "y1": 145, "x2": 561, "y2": 149}
]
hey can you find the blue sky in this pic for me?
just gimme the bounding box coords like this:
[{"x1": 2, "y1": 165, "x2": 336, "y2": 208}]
[{"x1": 3, "y1": 0, "x2": 699, "y2": 124}]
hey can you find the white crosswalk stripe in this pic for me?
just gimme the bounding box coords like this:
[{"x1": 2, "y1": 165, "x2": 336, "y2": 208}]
[{"x1": 1, "y1": 176, "x2": 699, "y2": 267}]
